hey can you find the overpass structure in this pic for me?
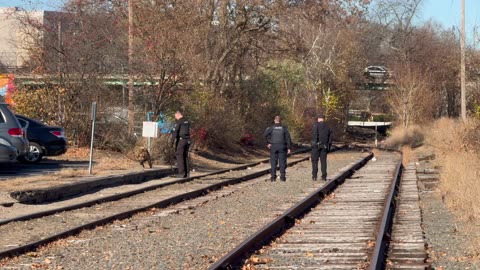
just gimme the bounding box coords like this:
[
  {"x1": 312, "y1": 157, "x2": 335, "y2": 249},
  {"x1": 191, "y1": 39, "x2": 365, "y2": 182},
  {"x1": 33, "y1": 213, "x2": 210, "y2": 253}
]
[
  {"x1": 347, "y1": 120, "x2": 392, "y2": 134},
  {"x1": 347, "y1": 121, "x2": 392, "y2": 127}
]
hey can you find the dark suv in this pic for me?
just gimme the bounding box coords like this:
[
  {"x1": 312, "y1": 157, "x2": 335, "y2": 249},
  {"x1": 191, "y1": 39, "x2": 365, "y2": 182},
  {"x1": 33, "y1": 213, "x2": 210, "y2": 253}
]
[
  {"x1": 16, "y1": 115, "x2": 67, "y2": 163},
  {"x1": 0, "y1": 103, "x2": 29, "y2": 162}
]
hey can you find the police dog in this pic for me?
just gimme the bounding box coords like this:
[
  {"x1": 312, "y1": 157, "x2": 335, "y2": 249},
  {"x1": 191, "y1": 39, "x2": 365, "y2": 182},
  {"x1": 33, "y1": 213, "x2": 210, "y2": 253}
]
[{"x1": 137, "y1": 147, "x2": 153, "y2": 169}]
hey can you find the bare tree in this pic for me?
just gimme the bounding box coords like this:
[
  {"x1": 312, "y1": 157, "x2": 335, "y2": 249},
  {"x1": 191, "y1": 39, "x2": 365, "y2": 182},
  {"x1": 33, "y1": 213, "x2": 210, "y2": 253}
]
[
  {"x1": 386, "y1": 64, "x2": 435, "y2": 127},
  {"x1": 372, "y1": 0, "x2": 423, "y2": 62},
  {"x1": 12, "y1": 1, "x2": 129, "y2": 145}
]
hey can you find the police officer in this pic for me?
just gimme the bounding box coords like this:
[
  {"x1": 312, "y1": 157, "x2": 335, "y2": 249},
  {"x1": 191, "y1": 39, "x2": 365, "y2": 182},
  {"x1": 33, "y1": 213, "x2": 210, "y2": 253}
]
[
  {"x1": 311, "y1": 114, "x2": 332, "y2": 181},
  {"x1": 171, "y1": 110, "x2": 191, "y2": 178},
  {"x1": 264, "y1": 116, "x2": 291, "y2": 182}
]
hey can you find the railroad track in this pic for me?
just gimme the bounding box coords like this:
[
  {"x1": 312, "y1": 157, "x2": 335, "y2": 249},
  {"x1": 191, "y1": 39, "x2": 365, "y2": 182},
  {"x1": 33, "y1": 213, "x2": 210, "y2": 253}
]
[
  {"x1": 1, "y1": 149, "x2": 313, "y2": 226},
  {"x1": 1, "y1": 148, "x2": 430, "y2": 269},
  {"x1": 210, "y1": 150, "x2": 405, "y2": 270},
  {"x1": 386, "y1": 162, "x2": 429, "y2": 269},
  {"x1": 0, "y1": 150, "x2": 315, "y2": 259}
]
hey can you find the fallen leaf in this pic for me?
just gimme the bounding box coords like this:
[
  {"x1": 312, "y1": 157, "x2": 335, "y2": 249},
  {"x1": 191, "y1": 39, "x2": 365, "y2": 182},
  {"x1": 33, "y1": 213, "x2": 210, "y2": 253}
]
[
  {"x1": 249, "y1": 256, "x2": 272, "y2": 265},
  {"x1": 367, "y1": 240, "x2": 375, "y2": 248},
  {"x1": 26, "y1": 252, "x2": 40, "y2": 257}
]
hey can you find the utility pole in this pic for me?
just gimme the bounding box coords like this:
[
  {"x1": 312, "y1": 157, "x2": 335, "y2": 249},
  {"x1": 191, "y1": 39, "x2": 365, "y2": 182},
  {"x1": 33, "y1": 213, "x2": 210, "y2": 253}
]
[
  {"x1": 128, "y1": 0, "x2": 135, "y2": 133},
  {"x1": 475, "y1": 26, "x2": 479, "y2": 97},
  {"x1": 460, "y1": 0, "x2": 467, "y2": 121},
  {"x1": 474, "y1": 26, "x2": 479, "y2": 49},
  {"x1": 57, "y1": 21, "x2": 62, "y2": 74}
]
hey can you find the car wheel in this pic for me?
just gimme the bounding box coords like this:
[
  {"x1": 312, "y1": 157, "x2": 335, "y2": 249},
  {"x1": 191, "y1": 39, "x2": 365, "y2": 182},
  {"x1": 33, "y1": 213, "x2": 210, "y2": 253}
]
[{"x1": 19, "y1": 142, "x2": 44, "y2": 163}]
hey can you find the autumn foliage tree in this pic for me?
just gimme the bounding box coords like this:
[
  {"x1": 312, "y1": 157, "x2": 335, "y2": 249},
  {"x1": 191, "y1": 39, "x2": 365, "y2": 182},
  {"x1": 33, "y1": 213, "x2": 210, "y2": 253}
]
[{"x1": 11, "y1": 0, "x2": 479, "y2": 148}]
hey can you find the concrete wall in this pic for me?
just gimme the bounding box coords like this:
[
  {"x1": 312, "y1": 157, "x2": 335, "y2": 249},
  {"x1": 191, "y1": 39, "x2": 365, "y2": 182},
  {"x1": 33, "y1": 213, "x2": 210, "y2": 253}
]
[
  {"x1": 0, "y1": 7, "x2": 49, "y2": 71},
  {"x1": 0, "y1": 7, "x2": 21, "y2": 69}
]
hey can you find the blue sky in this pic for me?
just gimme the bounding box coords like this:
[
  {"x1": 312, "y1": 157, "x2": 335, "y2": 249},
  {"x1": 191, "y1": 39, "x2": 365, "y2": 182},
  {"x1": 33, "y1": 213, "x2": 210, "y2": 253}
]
[
  {"x1": 1, "y1": 0, "x2": 479, "y2": 43},
  {"x1": 421, "y1": 0, "x2": 479, "y2": 28},
  {"x1": 0, "y1": 0, "x2": 60, "y2": 11},
  {"x1": 420, "y1": 0, "x2": 479, "y2": 40}
]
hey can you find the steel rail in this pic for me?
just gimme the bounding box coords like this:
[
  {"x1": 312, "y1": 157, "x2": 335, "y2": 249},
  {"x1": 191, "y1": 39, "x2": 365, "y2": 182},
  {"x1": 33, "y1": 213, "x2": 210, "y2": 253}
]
[
  {"x1": 0, "y1": 153, "x2": 313, "y2": 259},
  {"x1": 369, "y1": 153, "x2": 403, "y2": 270},
  {"x1": 209, "y1": 152, "x2": 374, "y2": 270},
  {"x1": 0, "y1": 148, "x2": 314, "y2": 227}
]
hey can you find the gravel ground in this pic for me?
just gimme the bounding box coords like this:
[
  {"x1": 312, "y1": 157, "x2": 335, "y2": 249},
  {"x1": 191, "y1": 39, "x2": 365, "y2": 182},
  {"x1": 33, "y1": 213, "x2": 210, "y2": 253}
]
[
  {"x1": 421, "y1": 190, "x2": 480, "y2": 270},
  {"x1": 0, "y1": 155, "x2": 308, "y2": 252},
  {"x1": 0, "y1": 154, "x2": 290, "y2": 221},
  {"x1": 0, "y1": 151, "x2": 367, "y2": 270},
  {"x1": 0, "y1": 148, "x2": 267, "y2": 194}
]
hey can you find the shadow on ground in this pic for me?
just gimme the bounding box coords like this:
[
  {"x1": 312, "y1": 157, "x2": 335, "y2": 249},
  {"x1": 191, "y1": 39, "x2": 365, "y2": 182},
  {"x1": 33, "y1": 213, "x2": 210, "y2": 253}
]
[{"x1": 0, "y1": 160, "x2": 89, "y2": 178}]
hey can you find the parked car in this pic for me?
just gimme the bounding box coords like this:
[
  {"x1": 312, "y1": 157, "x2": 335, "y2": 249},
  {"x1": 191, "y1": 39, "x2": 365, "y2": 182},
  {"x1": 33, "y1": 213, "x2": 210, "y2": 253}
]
[
  {"x1": 0, "y1": 103, "x2": 29, "y2": 163},
  {"x1": 364, "y1": 66, "x2": 390, "y2": 79},
  {"x1": 0, "y1": 140, "x2": 17, "y2": 163},
  {"x1": 16, "y1": 115, "x2": 67, "y2": 163}
]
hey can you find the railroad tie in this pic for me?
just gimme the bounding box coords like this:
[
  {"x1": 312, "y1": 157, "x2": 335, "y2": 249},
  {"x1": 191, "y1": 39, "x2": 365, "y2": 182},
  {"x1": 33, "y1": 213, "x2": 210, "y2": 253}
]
[
  {"x1": 386, "y1": 162, "x2": 429, "y2": 270},
  {"x1": 248, "y1": 151, "x2": 400, "y2": 269}
]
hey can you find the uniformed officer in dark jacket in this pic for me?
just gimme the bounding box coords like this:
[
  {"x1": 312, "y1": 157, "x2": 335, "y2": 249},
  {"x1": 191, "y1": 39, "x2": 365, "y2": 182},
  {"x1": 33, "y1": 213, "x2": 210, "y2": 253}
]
[
  {"x1": 311, "y1": 114, "x2": 332, "y2": 181},
  {"x1": 264, "y1": 116, "x2": 291, "y2": 182},
  {"x1": 171, "y1": 110, "x2": 191, "y2": 178}
]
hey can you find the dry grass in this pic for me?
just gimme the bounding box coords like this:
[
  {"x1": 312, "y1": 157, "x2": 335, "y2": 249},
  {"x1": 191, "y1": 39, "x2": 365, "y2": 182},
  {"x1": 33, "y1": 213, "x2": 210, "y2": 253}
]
[
  {"x1": 437, "y1": 153, "x2": 480, "y2": 219},
  {"x1": 94, "y1": 156, "x2": 141, "y2": 171},
  {"x1": 401, "y1": 145, "x2": 412, "y2": 166},
  {"x1": 0, "y1": 147, "x2": 144, "y2": 192},
  {"x1": 380, "y1": 125, "x2": 417, "y2": 165},
  {"x1": 427, "y1": 117, "x2": 480, "y2": 154},
  {"x1": 383, "y1": 125, "x2": 424, "y2": 149},
  {"x1": 55, "y1": 168, "x2": 90, "y2": 178},
  {"x1": 61, "y1": 147, "x2": 92, "y2": 159},
  {"x1": 371, "y1": 148, "x2": 382, "y2": 158},
  {"x1": 385, "y1": 119, "x2": 480, "y2": 254},
  {"x1": 0, "y1": 163, "x2": 145, "y2": 192},
  {"x1": 436, "y1": 152, "x2": 480, "y2": 254},
  {"x1": 425, "y1": 118, "x2": 480, "y2": 254},
  {"x1": 58, "y1": 146, "x2": 143, "y2": 171}
]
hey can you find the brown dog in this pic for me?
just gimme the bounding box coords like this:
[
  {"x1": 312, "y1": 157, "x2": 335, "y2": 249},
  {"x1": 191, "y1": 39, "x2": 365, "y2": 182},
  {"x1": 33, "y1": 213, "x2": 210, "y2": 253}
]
[{"x1": 137, "y1": 147, "x2": 153, "y2": 169}]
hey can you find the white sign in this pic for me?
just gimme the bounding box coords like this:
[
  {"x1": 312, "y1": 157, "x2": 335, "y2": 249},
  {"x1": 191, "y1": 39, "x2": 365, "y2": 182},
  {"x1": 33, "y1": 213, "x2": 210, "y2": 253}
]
[{"x1": 142, "y1": 121, "x2": 159, "y2": 138}]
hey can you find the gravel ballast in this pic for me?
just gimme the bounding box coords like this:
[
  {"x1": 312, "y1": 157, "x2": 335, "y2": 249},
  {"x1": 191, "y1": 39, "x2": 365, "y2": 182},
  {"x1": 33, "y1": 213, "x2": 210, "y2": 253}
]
[
  {"x1": 0, "y1": 155, "x2": 309, "y2": 253},
  {"x1": 421, "y1": 190, "x2": 480, "y2": 269},
  {"x1": 1, "y1": 151, "x2": 367, "y2": 269}
]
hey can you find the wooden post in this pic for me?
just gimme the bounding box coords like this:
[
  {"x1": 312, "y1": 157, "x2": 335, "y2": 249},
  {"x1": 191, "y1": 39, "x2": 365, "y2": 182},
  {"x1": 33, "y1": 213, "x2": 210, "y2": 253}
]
[
  {"x1": 461, "y1": 0, "x2": 467, "y2": 121},
  {"x1": 128, "y1": 0, "x2": 135, "y2": 133}
]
